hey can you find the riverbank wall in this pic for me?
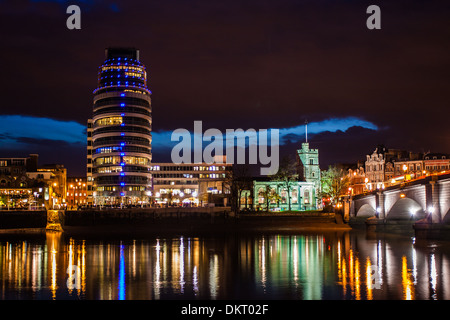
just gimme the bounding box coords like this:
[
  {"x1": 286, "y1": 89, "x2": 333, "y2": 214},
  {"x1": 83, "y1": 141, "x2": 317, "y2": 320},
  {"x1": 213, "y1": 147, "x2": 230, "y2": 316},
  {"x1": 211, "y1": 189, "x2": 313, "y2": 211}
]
[{"x1": 0, "y1": 208, "x2": 351, "y2": 236}]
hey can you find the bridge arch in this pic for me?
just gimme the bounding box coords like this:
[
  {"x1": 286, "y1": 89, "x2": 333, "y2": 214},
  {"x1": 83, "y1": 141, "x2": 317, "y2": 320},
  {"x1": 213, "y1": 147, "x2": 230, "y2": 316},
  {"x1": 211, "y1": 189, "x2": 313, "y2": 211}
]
[
  {"x1": 352, "y1": 194, "x2": 376, "y2": 218},
  {"x1": 383, "y1": 186, "x2": 427, "y2": 217},
  {"x1": 356, "y1": 204, "x2": 376, "y2": 218},
  {"x1": 386, "y1": 197, "x2": 426, "y2": 220}
]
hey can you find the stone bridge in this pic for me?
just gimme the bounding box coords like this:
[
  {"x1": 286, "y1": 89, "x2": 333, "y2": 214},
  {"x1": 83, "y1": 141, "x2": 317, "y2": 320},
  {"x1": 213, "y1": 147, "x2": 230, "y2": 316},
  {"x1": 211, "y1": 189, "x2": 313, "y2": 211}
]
[{"x1": 350, "y1": 173, "x2": 450, "y2": 223}]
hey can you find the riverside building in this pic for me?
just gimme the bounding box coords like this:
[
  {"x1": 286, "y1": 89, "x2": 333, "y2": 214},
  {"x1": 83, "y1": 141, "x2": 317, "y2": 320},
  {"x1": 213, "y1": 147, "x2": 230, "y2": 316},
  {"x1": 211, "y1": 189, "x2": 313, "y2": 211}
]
[
  {"x1": 87, "y1": 48, "x2": 152, "y2": 205},
  {"x1": 0, "y1": 154, "x2": 67, "y2": 209},
  {"x1": 150, "y1": 161, "x2": 232, "y2": 207},
  {"x1": 240, "y1": 134, "x2": 322, "y2": 211}
]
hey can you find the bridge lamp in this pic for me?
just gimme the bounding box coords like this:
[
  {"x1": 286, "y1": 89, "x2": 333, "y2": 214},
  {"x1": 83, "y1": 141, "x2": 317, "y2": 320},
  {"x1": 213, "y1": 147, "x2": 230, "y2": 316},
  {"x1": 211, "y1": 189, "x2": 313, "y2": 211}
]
[
  {"x1": 428, "y1": 206, "x2": 435, "y2": 214},
  {"x1": 409, "y1": 208, "x2": 417, "y2": 216},
  {"x1": 376, "y1": 207, "x2": 381, "y2": 213},
  {"x1": 400, "y1": 193, "x2": 406, "y2": 198}
]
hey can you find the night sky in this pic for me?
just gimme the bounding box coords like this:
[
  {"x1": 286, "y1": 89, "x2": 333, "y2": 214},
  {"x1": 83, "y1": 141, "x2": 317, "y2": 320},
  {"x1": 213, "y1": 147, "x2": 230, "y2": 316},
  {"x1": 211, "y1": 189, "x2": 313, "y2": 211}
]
[{"x1": 0, "y1": 0, "x2": 449, "y2": 176}]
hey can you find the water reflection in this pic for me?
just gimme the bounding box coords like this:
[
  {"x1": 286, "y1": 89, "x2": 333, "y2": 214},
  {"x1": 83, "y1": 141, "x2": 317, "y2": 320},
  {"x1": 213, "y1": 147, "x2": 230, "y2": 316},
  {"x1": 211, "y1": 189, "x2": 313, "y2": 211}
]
[{"x1": 0, "y1": 231, "x2": 450, "y2": 299}]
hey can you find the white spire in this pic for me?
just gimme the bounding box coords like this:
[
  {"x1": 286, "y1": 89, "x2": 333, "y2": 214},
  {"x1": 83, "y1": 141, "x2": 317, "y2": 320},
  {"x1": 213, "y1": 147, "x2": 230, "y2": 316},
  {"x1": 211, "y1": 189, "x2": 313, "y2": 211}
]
[{"x1": 305, "y1": 120, "x2": 308, "y2": 143}]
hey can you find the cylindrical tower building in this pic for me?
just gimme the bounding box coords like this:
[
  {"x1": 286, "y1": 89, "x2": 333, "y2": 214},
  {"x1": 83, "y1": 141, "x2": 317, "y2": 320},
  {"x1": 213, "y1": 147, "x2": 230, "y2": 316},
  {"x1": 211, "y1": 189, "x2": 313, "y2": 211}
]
[{"x1": 90, "y1": 48, "x2": 152, "y2": 205}]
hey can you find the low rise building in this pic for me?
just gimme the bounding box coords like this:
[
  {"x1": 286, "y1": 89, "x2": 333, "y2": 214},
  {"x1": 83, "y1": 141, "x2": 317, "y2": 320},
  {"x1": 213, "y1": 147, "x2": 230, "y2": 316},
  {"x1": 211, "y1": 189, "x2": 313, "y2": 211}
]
[
  {"x1": 252, "y1": 178, "x2": 317, "y2": 211},
  {"x1": 392, "y1": 158, "x2": 424, "y2": 183},
  {"x1": 366, "y1": 146, "x2": 449, "y2": 188},
  {"x1": 0, "y1": 154, "x2": 67, "y2": 209},
  {"x1": 423, "y1": 153, "x2": 450, "y2": 174},
  {"x1": 67, "y1": 177, "x2": 88, "y2": 208},
  {"x1": 150, "y1": 162, "x2": 232, "y2": 207},
  {"x1": 365, "y1": 146, "x2": 419, "y2": 190},
  {"x1": 347, "y1": 166, "x2": 366, "y2": 196},
  {"x1": 37, "y1": 164, "x2": 67, "y2": 208},
  {"x1": 241, "y1": 136, "x2": 321, "y2": 212},
  {"x1": 365, "y1": 146, "x2": 390, "y2": 191}
]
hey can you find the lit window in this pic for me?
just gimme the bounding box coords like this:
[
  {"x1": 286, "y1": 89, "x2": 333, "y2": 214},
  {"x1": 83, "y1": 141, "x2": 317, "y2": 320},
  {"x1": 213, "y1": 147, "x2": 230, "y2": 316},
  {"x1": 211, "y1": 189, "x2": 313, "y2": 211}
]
[{"x1": 95, "y1": 116, "x2": 123, "y2": 126}]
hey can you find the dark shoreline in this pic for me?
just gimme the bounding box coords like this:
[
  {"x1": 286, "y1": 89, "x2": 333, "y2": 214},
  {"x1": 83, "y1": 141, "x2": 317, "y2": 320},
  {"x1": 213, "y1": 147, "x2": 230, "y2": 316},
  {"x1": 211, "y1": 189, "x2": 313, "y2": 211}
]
[{"x1": 0, "y1": 213, "x2": 351, "y2": 239}]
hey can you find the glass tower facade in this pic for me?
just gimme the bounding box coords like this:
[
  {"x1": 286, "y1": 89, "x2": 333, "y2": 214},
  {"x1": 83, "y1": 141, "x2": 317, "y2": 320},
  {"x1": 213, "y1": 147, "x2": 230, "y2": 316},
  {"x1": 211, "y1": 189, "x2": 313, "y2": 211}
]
[{"x1": 89, "y1": 48, "x2": 152, "y2": 205}]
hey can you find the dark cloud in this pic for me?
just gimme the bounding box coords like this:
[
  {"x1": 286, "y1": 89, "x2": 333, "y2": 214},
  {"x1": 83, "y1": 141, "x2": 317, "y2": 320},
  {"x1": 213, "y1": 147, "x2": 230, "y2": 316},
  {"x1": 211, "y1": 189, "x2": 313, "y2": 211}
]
[
  {"x1": 1, "y1": 137, "x2": 86, "y2": 175},
  {"x1": 12, "y1": 136, "x2": 74, "y2": 147}
]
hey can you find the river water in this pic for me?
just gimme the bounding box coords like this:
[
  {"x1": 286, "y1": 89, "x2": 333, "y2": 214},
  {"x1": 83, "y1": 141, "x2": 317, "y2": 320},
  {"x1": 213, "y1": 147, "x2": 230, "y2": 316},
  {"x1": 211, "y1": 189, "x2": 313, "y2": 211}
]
[{"x1": 1, "y1": 229, "x2": 450, "y2": 300}]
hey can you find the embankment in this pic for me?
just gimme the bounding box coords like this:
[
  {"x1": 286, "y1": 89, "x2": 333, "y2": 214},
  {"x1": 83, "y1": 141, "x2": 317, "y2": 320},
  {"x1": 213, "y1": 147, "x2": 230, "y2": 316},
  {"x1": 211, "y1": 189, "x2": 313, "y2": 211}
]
[{"x1": 0, "y1": 208, "x2": 351, "y2": 237}]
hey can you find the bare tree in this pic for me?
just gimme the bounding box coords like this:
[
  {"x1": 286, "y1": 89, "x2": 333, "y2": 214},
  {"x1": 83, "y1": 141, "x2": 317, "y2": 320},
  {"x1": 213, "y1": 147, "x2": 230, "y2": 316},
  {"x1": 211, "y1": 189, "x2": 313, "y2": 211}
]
[
  {"x1": 272, "y1": 155, "x2": 298, "y2": 211},
  {"x1": 320, "y1": 165, "x2": 350, "y2": 204},
  {"x1": 257, "y1": 185, "x2": 281, "y2": 211},
  {"x1": 223, "y1": 164, "x2": 253, "y2": 212}
]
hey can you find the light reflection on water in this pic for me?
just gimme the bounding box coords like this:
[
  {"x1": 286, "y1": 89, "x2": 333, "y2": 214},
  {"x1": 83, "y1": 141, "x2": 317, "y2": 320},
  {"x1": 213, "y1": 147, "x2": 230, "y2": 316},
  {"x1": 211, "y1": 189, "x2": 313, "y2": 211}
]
[{"x1": 0, "y1": 230, "x2": 450, "y2": 300}]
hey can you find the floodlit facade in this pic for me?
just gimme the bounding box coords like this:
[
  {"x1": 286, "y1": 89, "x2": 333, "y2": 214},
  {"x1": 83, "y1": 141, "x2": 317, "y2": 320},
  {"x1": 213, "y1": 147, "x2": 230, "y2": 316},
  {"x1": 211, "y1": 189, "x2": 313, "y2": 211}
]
[
  {"x1": 0, "y1": 154, "x2": 66, "y2": 209},
  {"x1": 240, "y1": 139, "x2": 322, "y2": 211},
  {"x1": 66, "y1": 177, "x2": 88, "y2": 208},
  {"x1": 252, "y1": 179, "x2": 317, "y2": 211},
  {"x1": 297, "y1": 142, "x2": 321, "y2": 209}
]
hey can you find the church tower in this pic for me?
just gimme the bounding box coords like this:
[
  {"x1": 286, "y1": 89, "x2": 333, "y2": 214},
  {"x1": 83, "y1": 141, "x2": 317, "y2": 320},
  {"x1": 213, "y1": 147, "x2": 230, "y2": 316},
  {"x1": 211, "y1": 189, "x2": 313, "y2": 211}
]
[{"x1": 297, "y1": 121, "x2": 321, "y2": 202}]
